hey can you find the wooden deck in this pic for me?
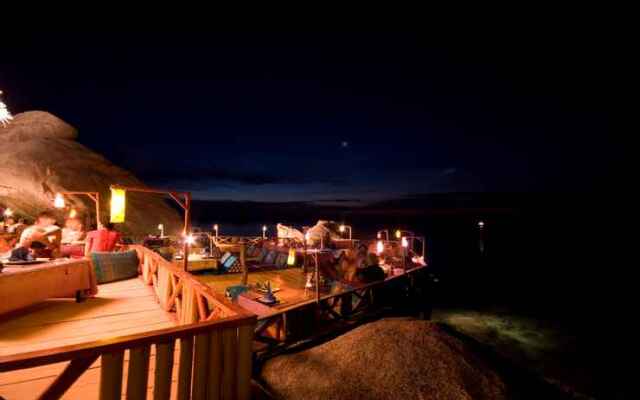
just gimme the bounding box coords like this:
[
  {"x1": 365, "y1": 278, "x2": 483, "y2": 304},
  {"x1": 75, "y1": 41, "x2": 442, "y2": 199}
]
[
  {"x1": 195, "y1": 268, "x2": 333, "y2": 316},
  {"x1": 0, "y1": 278, "x2": 178, "y2": 399}
]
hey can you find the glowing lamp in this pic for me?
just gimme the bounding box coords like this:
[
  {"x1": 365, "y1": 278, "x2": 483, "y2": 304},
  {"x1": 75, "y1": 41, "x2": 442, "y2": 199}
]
[
  {"x1": 54, "y1": 193, "x2": 66, "y2": 209},
  {"x1": 376, "y1": 240, "x2": 384, "y2": 255},
  {"x1": 395, "y1": 229, "x2": 401, "y2": 239},
  {"x1": 377, "y1": 232, "x2": 381, "y2": 239},
  {"x1": 158, "y1": 224, "x2": 164, "y2": 237},
  {"x1": 3, "y1": 208, "x2": 13, "y2": 217},
  {"x1": 287, "y1": 247, "x2": 296, "y2": 266},
  {"x1": 401, "y1": 236, "x2": 409, "y2": 248},
  {"x1": 185, "y1": 234, "x2": 195, "y2": 245},
  {"x1": 305, "y1": 231, "x2": 310, "y2": 241},
  {"x1": 339, "y1": 224, "x2": 345, "y2": 233},
  {"x1": 478, "y1": 221, "x2": 485, "y2": 228},
  {"x1": 262, "y1": 225, "x2": 267, "y2": 231},
  {"x1": 109, "y1": 188, "x2": 126, "y2": 223},
  {"x1": 0, "y1": 90, "x2": 13, "y2": 127},
  {"x1": 69, "y1": 208, "x2": 77, "y2": 218}
]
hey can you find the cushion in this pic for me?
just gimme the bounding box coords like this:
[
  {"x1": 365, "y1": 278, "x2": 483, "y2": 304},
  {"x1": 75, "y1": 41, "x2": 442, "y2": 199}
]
[
  {"x1": 220, "y1": 252, "x2": 232, "y2": 265},
  {"x1": 275, "y1": 252, "x2": 288, "y2": 268},
  {"x1": 91, "y1": 250, "x2": 139, "y2": 284},
  {"x1": 264, "y1": 250, "x2": 277, "y2": 265}
]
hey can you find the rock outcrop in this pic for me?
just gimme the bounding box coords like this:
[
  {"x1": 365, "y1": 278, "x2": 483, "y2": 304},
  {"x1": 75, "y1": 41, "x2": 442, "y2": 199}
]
[
  {"x1": 0, "y1": 111, "x2": 182, "y2": 237},
  {"x1": 260, "y1": 318, "x2": 507, "y2": 400}
]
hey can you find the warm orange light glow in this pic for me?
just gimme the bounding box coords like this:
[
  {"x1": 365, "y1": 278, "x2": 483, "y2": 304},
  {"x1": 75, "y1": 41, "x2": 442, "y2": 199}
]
[
  {"x1": 376, "y1": 240, "x2": 384, "y2": 255},
  {"x1": 54, "y1": 193, "x2": 65, "y2": 209},
  {"x1": 69, "y1": 208, "x2": 77, "y2": 218},
  {"x1": 185, "y1": 234, "x2": 195, "y2": 245},
  {"x1": 213, "y1": 224, "x2": 219, "y2": 231},
  {"x1": 377, "y1": 232, "x2": 381, "y2": 239},
  {"x1": 339, "y1": 224, "x2": 345, "y2": 233},
  {"x1": 478, "y1": 221, "x2": 485, "y2": 228},
  {"x1": 395, "y1": 229, "x2": 401, "y2": 239},
  {"x1": 401, "y1": 237, "x2": 409, "y2": 248},
  {"x1": 3, "y1": 208, "x2": 13, "y2": 217},
  {"x1": 109, "y1": 188, "x2": 126, "y2": 223},
  {"x1": 287, "y1": 247, "x2": 296, "y2": 266}
]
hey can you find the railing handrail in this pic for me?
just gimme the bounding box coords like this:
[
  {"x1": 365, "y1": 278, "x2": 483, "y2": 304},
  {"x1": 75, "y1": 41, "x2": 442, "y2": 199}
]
[
  {"x1": 130, "y1": 245, "x2": 251, "y2": 318},
  {"x1": 0, "y1": 312, "x2": 256, "y2": 372}
]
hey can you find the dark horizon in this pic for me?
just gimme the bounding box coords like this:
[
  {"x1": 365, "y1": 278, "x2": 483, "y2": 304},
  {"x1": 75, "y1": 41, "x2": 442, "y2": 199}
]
[{"x1": 0, "y1": 29, "x2": 625, "y2": 206}]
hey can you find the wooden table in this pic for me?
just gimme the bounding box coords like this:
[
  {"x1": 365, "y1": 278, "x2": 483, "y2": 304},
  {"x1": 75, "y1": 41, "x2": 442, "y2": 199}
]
[
  {"x1": 0, "y1": 258, "x2": 98, "y2": 316},
  {"x1": 173, "y1": 255, "x2": 219, "y2": 272}
]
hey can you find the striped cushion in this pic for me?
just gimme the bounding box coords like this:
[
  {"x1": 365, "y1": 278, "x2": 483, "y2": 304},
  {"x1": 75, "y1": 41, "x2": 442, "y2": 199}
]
[{"x1": 90, "y1": 250, "x2": 139, "y2": 284}]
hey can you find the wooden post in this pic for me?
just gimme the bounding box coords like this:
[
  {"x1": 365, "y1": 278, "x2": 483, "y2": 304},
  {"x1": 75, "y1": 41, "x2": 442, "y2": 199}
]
[
  {"x1": 177, "y1": 336, "x2": 194, "y2": 400},
  {"x1": 95, "y1": 191, "x2": 101, "y2": 226},
  {"x1": 207, "y1": 330, "x2": 223, "y2": 400},
  {"x1": 154, "y1": 340, "x2": 175, "y2": 400},
  {"x1": 240, "y1": 243, "x2": 248, "y2": 286},
  {"x1": 236, "y1": 324, "x2": 254, "y2": 400},
  {"x1": 100, "y1": 350, "x2": 124, "y2": 400},
  {"x1": 183, "y1": 192, "x2": 191, "y2": 272},
  {"x1": 222, "y1": 328, "x2": 238, "y2": 400},
  {"x1": 127, "y1": 345, "x2": 151, "y2": 400},
  {"x1": 192, "y1": 333, "x2": 210, "y2": 400}
]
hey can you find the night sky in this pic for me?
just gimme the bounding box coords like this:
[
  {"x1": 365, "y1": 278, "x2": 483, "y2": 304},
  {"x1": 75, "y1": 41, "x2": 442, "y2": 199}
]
[{"x1": 1, "y1": 29, "x2": 622, "y2": 205}]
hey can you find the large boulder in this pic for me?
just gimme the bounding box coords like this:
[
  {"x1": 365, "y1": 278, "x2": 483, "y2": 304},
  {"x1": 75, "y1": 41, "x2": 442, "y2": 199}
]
[
  {"x1": 260, "y1": 318, "x2": 507, "y2": 400},
  {"x1": 0, "y1": 111, "x2": 183, "y2": 237}
]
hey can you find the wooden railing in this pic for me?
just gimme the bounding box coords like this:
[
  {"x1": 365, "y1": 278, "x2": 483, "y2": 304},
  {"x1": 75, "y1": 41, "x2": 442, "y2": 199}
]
[
  {"x1": 132, "y1": 245, "x2": 248, "y2": 324},
  {"x1": 0, "y1": 314, "x2": 256, "y2": 400},
  {"x1": 0, "y1": 246, "x2": 257, "y2": 399}
]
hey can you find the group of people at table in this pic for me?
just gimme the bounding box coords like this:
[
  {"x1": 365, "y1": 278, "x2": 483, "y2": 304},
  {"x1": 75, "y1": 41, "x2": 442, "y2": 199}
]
[{"x1": 1, "y1": 209, "x2": 120, "y2": 261}]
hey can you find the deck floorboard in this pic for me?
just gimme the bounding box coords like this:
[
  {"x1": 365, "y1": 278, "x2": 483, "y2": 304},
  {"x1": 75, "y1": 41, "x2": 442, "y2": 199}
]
[{"x1": 0, "y1": 278, "x2": 178, "y2": 399}]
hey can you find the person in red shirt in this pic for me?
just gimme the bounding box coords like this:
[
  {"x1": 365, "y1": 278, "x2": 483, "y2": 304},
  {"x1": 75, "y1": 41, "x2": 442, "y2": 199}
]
[{"x1": 84, "y1": 222, "x2": 121, "y2": 255}]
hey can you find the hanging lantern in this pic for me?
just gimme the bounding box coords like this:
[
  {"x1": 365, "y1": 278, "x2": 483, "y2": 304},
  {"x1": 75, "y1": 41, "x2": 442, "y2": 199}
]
[
  {"x1": 185, "y1": 234, "x2": 195, "y2": 245},
  {"x1": 287, "y1": 247, "x2": 296, "y2": 266},
  {"x1": 395, "y1": 229, "x2": 402, "y2": 239},
  {"x1": 339, "y1": 224, "x2": 345, "y2": 233},
  {"x1": 376, "y1": 240, "x2": 384, "y2": 255},
  {"x1": 377, "y1": 232, "x2": 381, "y2": 239},
  {"x1": 0, "y1": 90, "x2": 13, "y2": 127},
  {"x1": 54, "y1": 193, "x2": 66, "y2": 209},
  {"x1": 69, "y1": 208, "x2": 77, "y2": 218},
  {"x1": 401, "y1": 236, "x2": 409, "y2": 248},
  {"x1": 110, "y1": 188, "x2": 126, "y2": 223}
]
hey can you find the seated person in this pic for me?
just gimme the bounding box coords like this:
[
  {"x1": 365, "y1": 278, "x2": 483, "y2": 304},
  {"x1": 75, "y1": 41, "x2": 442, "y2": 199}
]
[
  {"x1": 85, "y1": 222, "x2": 121, "y2": 255},
  {"x1": 61, "y1": 217, "x2": 85, "y2": 244},
  {"x1": 16, "y1": 210, "x2": 62, "y2": 258}
]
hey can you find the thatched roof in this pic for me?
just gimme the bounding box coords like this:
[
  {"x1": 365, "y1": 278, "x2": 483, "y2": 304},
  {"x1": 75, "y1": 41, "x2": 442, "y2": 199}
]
[
  {"x1": 0, "y1": 111, "x2": 182, "y2": 237},
  {"x1": 260, "y1": 318, "x2": 507, "y2": 400}
]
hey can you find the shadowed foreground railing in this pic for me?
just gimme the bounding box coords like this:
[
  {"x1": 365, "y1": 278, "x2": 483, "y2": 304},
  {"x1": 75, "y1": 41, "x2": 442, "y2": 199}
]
[
  {"x1": 0, "y1": 246, "x2": 257, "y2": 399},
  {"x1": 0, "y1": 314, "x2": 256, "y2": 399}
]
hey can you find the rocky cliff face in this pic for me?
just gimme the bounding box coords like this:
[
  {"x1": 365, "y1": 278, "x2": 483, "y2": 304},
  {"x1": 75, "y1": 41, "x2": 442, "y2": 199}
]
[{"x1": 0, "y1": 111, "x2": 183, "y2": 237}]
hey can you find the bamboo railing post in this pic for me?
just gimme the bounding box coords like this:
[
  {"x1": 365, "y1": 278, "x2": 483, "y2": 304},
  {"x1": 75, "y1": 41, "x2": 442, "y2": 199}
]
[
  {"x1": 127, "y1": 345, "x2": 151, "y2": 400},
  {"x1": 100, "y1": 350, "x2": 124, "y2": 400},
  {"x1": 177, "y1": 336, "x2": 194, "y2": 400},
  {"x1": 207, "y1": 330, "x2": 223, "y2": 400},
  {"x1": 236, "y1": 323, "x2": 254, "y2": 400},
  {"x1": 154, "y1": 340, "x2": 175, "y2": 400},
  {"x1": 192, "y1": 333, "x2": 210, "y2": 400}
]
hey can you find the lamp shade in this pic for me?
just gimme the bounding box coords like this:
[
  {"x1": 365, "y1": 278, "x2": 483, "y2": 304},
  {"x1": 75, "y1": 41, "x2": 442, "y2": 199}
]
[
  {"x1": 110, "y1": 188, "x2": 126, "y2": 223},
  {"x1": 287, "y1": 247, "x2": 296, "y2": 266}
]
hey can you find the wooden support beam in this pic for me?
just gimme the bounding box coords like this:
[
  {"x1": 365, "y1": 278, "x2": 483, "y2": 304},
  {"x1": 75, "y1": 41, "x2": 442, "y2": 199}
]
[
  {"x1": 100, "y1": 350, "x2": 124, "y2": 400},
  {"x1": 154, "y1": 340, "x2": 175, "y2": 400},
  {"x1": 37, "y1": 355, "x2": 98, "y2": 400},
  {"x1": 207, "y1": 330, "x2": 223, "y2": 400},
  {"x1": 192, "y1": 333, "x2": 210, "y2": 400},
  {"x1": 126, "y1": 345, "x2": 151, "y2": 400},
  {"x1": 177, "y1": 336, "x2": 194, "y2": 400}
]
